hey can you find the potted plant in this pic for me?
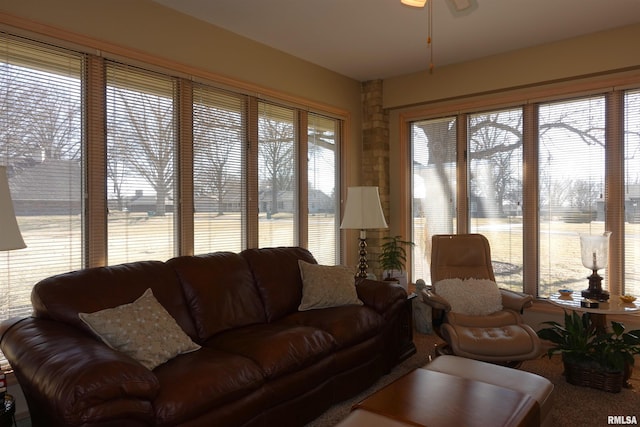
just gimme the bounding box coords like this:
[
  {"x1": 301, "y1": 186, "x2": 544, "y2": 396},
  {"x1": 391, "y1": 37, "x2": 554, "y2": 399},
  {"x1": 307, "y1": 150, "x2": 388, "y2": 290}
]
[
  {"x1": 537, "y1": 310, "x2": 640, "y2": 392},
  {"x1": 378, "y1": 236, "x2": 415, "y2": 289}
]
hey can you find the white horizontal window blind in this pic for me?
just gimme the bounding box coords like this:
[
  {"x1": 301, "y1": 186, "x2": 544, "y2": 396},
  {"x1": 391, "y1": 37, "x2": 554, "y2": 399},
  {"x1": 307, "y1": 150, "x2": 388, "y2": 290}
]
[
  {"x1": 0, "y1": 33, "x2": 84, "y2": 372},
  {"x1": 411, "y1": 116, "x2": 457, "y2": 283},
  {"x1": 193, "y1": 85, "x2": 246, "y2": 254},
  {"x1": 624, "y1": 89, "x2": 640, "y2": 297},
  {"x1": 538, "y1": 96, "x2": 606, "y2": 297},
  {"x1": 307, "y1": 113, "x2": 338, "y2": 265},
  {"x1": 0, "y1": 34, "x2": 83, "y2": 325},
  {"x1": 106, "y1": 62, "x2": 177, "y2": 264},
  {"x1": 468, "y1": 108, "x2": 524, "y2": 291},
  {"x1": 258, "y1": 101, "x2": 297, "y2": 248}
]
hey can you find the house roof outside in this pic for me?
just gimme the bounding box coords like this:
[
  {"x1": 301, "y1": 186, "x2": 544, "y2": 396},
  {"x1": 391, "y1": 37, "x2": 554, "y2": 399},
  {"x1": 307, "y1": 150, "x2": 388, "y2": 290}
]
[{"x1": 9, "y1": 159, "x2": 81, "y2": 201}]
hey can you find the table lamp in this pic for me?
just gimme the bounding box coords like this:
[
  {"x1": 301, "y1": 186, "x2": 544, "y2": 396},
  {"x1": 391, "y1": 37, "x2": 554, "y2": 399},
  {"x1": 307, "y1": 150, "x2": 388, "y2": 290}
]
[
  {"x1": 579, "y1": 231, "x2": 611, "y2": 301},
  {"x1": 0, "y1": 166, "x2": 25, "y2": 251},
  {"x1": 340, "y1": 186, "x2": 388, "y2": 278},
  {"x1": 0, "y1": 165, "x2": 26, "y2": 402}
]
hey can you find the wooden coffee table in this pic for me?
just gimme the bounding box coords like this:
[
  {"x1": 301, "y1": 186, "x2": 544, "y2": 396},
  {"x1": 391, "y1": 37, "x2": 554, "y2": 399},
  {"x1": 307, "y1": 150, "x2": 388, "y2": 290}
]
[{"x1": 352, "y1": 368, "x2": 539, "y2": 427}]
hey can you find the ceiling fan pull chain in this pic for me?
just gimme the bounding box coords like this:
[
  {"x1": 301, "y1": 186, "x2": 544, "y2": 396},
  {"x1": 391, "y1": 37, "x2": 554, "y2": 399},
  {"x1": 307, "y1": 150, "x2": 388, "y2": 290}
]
[{"x1": 428, "y1": 0, "x2": 434, "y2": 73}]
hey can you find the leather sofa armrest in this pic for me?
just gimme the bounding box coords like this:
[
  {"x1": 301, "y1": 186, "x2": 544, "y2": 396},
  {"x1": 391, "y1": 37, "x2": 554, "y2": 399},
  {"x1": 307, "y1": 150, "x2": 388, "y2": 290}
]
[
  {"x1": 355, "y1": 278, "x2": 406, "y2": 314},
  {"x1": 499, "y1": 288, "x2": 534, "y2": 312},
  {"x1": 1, "y1": 317, "x2": 159, "y2": 425},
  {"x1": 421, "y1": 289, "x2": 451, "y2": 312}
]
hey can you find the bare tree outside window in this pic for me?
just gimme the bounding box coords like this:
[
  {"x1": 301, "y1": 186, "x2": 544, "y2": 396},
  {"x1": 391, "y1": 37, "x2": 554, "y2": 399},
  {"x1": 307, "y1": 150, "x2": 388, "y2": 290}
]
[{"x1": 106, "y1": 65, "x2": 176, "y2": 264}]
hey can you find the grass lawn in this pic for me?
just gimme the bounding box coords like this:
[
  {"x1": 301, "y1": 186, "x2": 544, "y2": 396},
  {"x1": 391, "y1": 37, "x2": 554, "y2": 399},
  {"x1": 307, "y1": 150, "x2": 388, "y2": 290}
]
[{"x1": 1, "y1": 213, "x2": 639, "y2": 315}]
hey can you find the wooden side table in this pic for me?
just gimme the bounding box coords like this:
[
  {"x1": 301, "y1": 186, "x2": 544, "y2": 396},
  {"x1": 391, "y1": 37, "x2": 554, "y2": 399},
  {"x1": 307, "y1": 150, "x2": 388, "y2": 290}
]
[
  {"x1": 0, "y1": 394, "x2": 16, "y2": 427},
  {"x1": 548, "y1": 292, "x2": 639, "y2": 332},
  {"x1": 397, "y1": 293, "x2": 417, "y2": 362}
]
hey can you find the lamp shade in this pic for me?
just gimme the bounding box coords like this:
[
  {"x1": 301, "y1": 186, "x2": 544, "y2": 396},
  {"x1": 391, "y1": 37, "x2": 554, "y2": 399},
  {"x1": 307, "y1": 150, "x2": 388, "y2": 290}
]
[
  {"x1": 340, "y1": 186, "x2": 388, "y2": 230},
  {"x1": 579, "y1": 231, "x2": 611, "y2": 271},
  {"x1": 0, "y1": 166, "x2": 26, "y2": 251}
]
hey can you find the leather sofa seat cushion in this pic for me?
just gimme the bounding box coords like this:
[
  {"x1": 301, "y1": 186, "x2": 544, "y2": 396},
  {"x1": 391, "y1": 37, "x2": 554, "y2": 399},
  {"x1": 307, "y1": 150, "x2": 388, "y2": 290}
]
[
  {"x1": 153, "y1": 347, "x2": 264, "y2": 426},
  {"x1": 282, "y1": 305, "x2": 383, "y2": 349},
  {"x1": 167, "y1": 252, "x2": 266, "y2": 341},
  {"x1": 241, "y1": 247, "x2": 317, "y2": 322},
  {"x1": 208, "y1": 323, "x2": 336, "y2": 380}
]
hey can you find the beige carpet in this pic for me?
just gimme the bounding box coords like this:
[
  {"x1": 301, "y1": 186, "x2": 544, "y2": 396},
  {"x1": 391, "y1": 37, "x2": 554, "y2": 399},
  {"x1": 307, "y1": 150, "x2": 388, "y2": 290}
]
[{"x1": 306, "y1": 331, "x2": 640, "y2": 427}]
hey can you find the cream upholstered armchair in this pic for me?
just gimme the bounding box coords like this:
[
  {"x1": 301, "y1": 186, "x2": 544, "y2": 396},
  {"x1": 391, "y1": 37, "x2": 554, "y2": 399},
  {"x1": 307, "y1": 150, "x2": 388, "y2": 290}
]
[{"x1": 423, "y1": 234, "x2": 541, "y2": 365}]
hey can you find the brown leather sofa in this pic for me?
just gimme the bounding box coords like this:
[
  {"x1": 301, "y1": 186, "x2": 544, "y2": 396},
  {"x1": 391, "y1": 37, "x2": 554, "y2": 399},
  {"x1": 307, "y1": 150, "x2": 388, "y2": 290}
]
[{"x1": 0, "y1": 247, "x2": 409, "y2": 427}]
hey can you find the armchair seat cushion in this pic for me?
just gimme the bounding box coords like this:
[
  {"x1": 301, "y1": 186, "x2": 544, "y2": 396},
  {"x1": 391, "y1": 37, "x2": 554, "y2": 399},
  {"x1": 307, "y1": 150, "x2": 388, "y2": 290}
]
[
  {"x1": 446, "y1": 309, "x2": 520, "y2": 327},
  {"x1": 442, "y1": 322, "x2": 540, "y2": 360}
]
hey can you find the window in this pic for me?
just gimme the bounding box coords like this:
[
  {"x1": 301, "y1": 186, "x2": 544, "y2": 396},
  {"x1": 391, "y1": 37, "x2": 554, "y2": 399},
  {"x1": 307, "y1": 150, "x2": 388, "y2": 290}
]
[
  {"x1": 468, "y1": 108, "x2": 523, "y2": 291},
  {"x1": 193, "y1": 85, "x2": 246, "y2": 253},
  {"x1": 0, "y1": 34, "x2": 83, "y2": 319},
  {"x1": 106, "y1": 63, "x2": 177, "y2": 264},
  {"x1": 408, "y1": 90, "x2": 640, "y2": 298},
  {"x1": 307, "y1": 113, "x2": 339, "y2": 264},
  {"x1": 258, "y1": 102, "x2": 297, "y2": 247},
  {"x1": 411, "y1": 116, "x2": 457, "y2": 282}
]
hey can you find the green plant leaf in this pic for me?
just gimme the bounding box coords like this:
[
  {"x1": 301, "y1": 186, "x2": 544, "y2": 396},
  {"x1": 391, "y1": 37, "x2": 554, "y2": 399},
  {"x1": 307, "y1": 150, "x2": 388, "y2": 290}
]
[{"x1": 611, "y1": 321, "x2": 624, "y2": 336}]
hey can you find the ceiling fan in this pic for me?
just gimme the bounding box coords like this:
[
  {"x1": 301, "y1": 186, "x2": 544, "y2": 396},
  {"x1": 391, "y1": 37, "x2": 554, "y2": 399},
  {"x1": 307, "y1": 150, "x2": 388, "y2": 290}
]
[
  {"x1": 401, "y1": 0, "x2": 478, "y2": 15},
  {"x1": 401, "y1": 0, "x2": 478, "y2": 73}
]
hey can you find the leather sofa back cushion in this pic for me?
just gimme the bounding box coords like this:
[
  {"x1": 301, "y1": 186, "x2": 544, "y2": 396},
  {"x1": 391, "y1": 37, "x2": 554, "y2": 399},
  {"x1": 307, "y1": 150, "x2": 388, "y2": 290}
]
[
  {"x1": 241, "y1": 247, "x2": 317, "y2": 322},
  {"x1": 31, "y1": 260, "x2": 198, "y2": 338},
  {"x1": 167, "y1": 252, "x2": 266, "y2": 341}
]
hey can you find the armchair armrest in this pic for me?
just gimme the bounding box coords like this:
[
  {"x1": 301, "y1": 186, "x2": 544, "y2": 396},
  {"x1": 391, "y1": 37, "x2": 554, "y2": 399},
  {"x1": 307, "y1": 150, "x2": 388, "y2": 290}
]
[
  {"x1": 421, "y1": 289, "x2": 451, "y2": 312},
  {"x1": 355, "y1": 278, "x2": 406, "y2": 315},
  {"x1": 499, "y1": 288, "x2": 534, "y2": 312},
  {"x1": 1, "y1": 317, "x2": 158, "y2": 426}
]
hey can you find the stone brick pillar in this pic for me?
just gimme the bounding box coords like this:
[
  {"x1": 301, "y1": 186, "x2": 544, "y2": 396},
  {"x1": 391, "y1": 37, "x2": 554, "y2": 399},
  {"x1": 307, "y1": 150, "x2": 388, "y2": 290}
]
[{"x1": 361, "y1": 80, "x2": 390, "y2": 278}]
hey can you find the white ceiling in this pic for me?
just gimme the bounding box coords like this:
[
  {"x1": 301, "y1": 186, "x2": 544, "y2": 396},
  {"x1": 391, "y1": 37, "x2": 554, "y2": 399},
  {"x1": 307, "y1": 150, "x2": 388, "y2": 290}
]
[{"x1": 152, "y1": 0, "x2": 640, "y2": 81}]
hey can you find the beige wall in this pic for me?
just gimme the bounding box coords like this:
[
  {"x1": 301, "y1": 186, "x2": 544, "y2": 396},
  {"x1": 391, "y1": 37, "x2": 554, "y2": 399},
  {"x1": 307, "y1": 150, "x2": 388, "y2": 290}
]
[{"x1": 384, "y1": 23, "x2": 640, "y2": 109}]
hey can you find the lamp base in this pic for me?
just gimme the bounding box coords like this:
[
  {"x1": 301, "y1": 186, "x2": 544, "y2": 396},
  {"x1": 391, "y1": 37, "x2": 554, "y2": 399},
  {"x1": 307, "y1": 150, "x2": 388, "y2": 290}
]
[
  {"x1": 581, "y1": 289, "x2": 610, "y2": 301},
  {"x1": 356, "y1": 236, "x2": 368, "y2": 278},
  {"x1": 581, "y1": 271, "x2": 609, "y2": 301}
]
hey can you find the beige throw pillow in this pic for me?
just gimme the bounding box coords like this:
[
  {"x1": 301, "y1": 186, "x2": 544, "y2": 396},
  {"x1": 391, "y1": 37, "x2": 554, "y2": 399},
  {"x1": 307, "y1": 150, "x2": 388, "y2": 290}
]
[
  {"x1": 298, "y1": 260, "x2": 362, "y2": 311},
  {"x1": 79, "y1": 288, "x2": 200, "y2": 370},
  {"x1": 434, "y1": 278, "x2": 503, "y2": 316}
]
